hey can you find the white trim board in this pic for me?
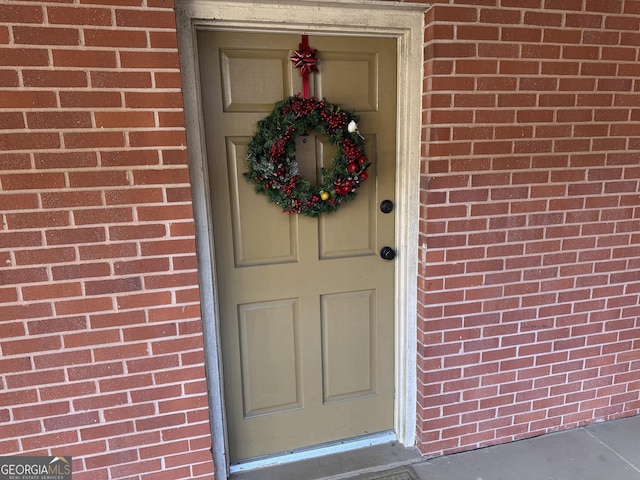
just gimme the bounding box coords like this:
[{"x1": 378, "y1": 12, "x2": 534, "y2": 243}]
[{"x1": 175, "y1": 1, "x2": 426, "y2": 478}]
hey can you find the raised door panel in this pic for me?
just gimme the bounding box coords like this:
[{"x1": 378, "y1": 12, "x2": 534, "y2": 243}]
[
  {"x1": 225, "y1": 137, "x2": 299, "y2": 266},
  {"x1": 321, "y1": 289, "x2": 376, "y2": 403},
  {"x1": 220, "y1": 48, "x2": 292, "y2": 112},
  {"x1": 238, "y1": 298, "x2": 302, "y2": 416}
]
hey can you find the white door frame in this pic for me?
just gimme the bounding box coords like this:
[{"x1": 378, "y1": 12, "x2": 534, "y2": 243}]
[{"x1": 175, "y1": 1, "x2": 426, "y2": 477}]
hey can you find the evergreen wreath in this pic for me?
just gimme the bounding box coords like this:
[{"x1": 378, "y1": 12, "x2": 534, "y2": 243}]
[{"x1": 244, "y1": 95, "x2": 370, "y2": 217}]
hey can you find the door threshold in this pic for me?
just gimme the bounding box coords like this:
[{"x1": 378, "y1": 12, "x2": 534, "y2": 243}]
[{"x1": 229, "y1": 433, "x2": 422, "y2": 480}]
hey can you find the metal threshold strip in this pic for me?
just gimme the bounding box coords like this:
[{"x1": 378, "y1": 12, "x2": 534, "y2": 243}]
[{"x1": 230, "y1": 430, "x2": 398, "y2": 474}]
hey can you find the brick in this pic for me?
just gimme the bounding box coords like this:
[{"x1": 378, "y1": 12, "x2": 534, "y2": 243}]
[
  {"x1": 27, "y1": 111, "x2": 92, "y2": 129},
  {"x1": 124, "y1": 91, "x2": 185, "y2": 109},
  {"x1": 68, "y1": 362, "x2": 124, "y2": 381},
  {"x1": 0, "y1": 49, "x2": 50, "y2": 67},
  {"x1": 23, "y1": 282, "x2": 83, "y2": 301},
  {"x1": 51, "y1": 262, "x2": 111, "y2": 280},
  {"x1": 140, "y1": 239, "x2": 196, "y2": 256},
  {"x1": 79, "y1": 243, "x2": 138, "y2": 261},
  {"x1": 502, "y1": 27, "x2": 542, "y2": 43},
  {"x1": 150, "y1": 304, "x2": 201, "y2": 323},
  {"x1": 42, "y1": 412, "x2": 100, "y2": 431},
  {"x1": 585, "y1": 0, "x2": 623, "y2": 13},
  {"x1": 34, "y1": 349, "x2": 92, "y2": 369},
  {"x1": 100, "y1": 149, "x2": 159, "y2": 166},
  {"x1": 480, "y1": 8, "x2": 521, "y2": 24},
  {"x1": 113, "y1": 258, "x2": 170, "y2": 275},
  {"x1": 120, "y1": 51, "x2": 180, "y2": 69},
  {"x1": 85, "y1": 277, "x2": 142, "y2": 295},
  {"x1": 0, "y1": 286, "x2": 18, "y2": 303},
  {"x1": 172, "y1": 255, "x2": 198, "y2": 270},
  {"x1": 55, "y1": 296, "x2": 114, "y2": 315},
  {"x1": 59, "y1": 91, "x2": 121, "y2": 108},
  {"x1": 0, "y1": 420, "x2": 42, "y2": 440},
  {"x1": 13, "y1": 26, "x2": 80, "y2": 46},
  {"x1": 90, "y1": 71, "x2": 153, "y2": 89},
  {"x1": 0, "y1": 266, "x2": 48, "y2": 286},
  {"x1": 74, "y1": 393, "x2": 127, "y2": 413},
  {"x1": 52, "y1": 49, "x2": 117, "y2": 68},
  {"x1": 0, "y1": 192, "x2": 39, "y2": 210},
  {"x1": 0, "y1": 322, "x2": 25, "y2": 339},
  {"x1": 72, "y1": 207, "x2": 133, "y2": 225},
  {"x1": 104, "y1": 403, "x2": 155, "y2": 423},
  {"x1": 0, "y1": 112, "x2": 25, "y2": 129},
  {"x1": 150, "y1": 70, "x2": 181, "y2": 89},
  {"x1": 158, "y1": 111, "x2": 186, "y2": 128},
  {"x1": 601, "y1": 47, "x2": 635, "y2": 65},
  {"x1": 0, "y1": 4, "x2": 44, "y2": 23},
  {"x1": 2, "y1": 335, "x2": 61, "y2": 356},
  {"x1": 95, "y1": 111, "x2": 156, "y2": 128},
  {"x1": 93, "y1": 343, "x2": 148, "y2": 362},
  {"x1": 67, "y1": 170, "x2": 129, "y2": 188},
  {"x1": 6, "y1": 367, "x2": 67, "y2": 389},
  {"x1": 2, "y1": 172, "x2": 65, "y2": 191},
  {"x1": 525, "y1": 11, "x2": 562, "y2": 26},
  {"x1": 115, "y1": 291, "x2": 172, "y2": 310},
  {"x1": 166, "y1": 187, "x2": 193, "y2": 203},
  {"x1": 109, "y1": 224, "x2": 167, "y2": 240},
  {"x1": 63, "y1": 329, "x2": 120, "y2": 349},
  {"x1": 99, "y1": 374, "x2": 153, "y2": 393},
  {"x1": 45, "y1": 227, "x2": 106, "y2": 245},
  {"x1": 123, "y1": 323, "x2": 177, "y2": 342},
  {"x1": 0, "y1": 152, "x2": 31, "y2": 171},
  {"x1": 0, "y1": 71, "x2": 19, "y2": 88},
  {"x1": 15, "y1": 247, "x2": 76, "y2": 265},
  {"x1": 47, "y1": 6, "x2": 113, "y2": 25},
  {"x1": 40, "y1": 381, "x2": 96, "y2": 401},
  {"x1": 20, "y1": 430, "x2": 79, "y2": 451},
  {"x1": 64, "y1": 131, "x2": 125, "y2": 149},
  {"x1": 35, "y1": 151, "x2": 98, "y2": 169},
  {"x1": 0, "y1": 132, "x2": 60, "y2": 151}
]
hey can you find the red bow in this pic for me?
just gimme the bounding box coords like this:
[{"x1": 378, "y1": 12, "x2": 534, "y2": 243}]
[{"x1": 289, "y1": 46, "x2": 319, "y2": 75}]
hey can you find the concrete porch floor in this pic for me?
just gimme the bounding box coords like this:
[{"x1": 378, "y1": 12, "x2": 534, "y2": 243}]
[{"x1": 230, "y1": 414, "x2": 640, "y2": 480}]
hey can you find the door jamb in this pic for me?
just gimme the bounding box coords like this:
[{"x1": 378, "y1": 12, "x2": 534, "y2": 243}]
[{"x1": 175, "y1": 1, "x2": 426, "y2": 478}]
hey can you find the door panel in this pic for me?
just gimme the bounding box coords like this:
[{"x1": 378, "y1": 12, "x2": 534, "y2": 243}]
[
  {"x1": 238, "y1": 298, "x2": 302, "y2": 416},
  {"x1": 220, "y1": 48, "x2": 292, "y2": 111},
  {"x1": 319, "y1": 146, "x2": 377, "y2": 259},
  {"x1": 225, "y1": 138, "x2": 299, "y2": 266},
  {"x1": 321, "y1": 289, "x2": 376, "y2": 403},
  {"x1": 197, "y1": 30, "x2": 397, "y2": 463}
]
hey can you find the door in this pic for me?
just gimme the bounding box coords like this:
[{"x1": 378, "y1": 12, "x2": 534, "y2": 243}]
[{"x1": 197, "y1": 30, "x2": 397, "y2": 463}]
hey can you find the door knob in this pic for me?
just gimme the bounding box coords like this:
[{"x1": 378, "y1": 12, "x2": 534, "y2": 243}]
[
  {"x1": 380, "y1": 246, "x2": 396, "y2": 260},
  {"x1": 380, "y1": 200, "x2": 394, "y2": 214}
]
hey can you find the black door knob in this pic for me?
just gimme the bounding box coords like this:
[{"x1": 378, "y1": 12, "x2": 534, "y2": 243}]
[
  {"x1": 380, "y1": 200, "x2": 394, "y2": 214},
  {"x1": 380, "y1": 246, "x2": 396, "y2": 260}
]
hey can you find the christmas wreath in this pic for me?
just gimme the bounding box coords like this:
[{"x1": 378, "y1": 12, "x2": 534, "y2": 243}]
[{"x1": 244, "y1": 95, "x2": 370, "y2": 217}]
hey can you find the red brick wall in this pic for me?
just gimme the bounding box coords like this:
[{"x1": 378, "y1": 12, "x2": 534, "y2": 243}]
[
  {"x1": 0, "y1": 1, "x2": 214, "y2": 479},
  {"x1": 418, "y1": 0, "x2": 640, "y2": 457}
]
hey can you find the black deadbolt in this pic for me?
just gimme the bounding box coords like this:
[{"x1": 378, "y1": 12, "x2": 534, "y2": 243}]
[
  {"x1": 380, "y1": 200, "x2": 394, "y2": 214},
  {"x1": 380, "y1": 246, "x2": 396, "y2": 261}
]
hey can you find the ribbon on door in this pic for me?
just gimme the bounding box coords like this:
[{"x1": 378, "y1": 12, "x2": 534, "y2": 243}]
[{"x1": 289, "y1": 35, "x2": 319, "y2": 98}]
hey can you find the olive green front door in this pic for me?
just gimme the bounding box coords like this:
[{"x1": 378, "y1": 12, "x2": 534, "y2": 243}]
[{"x1": 197, "y1": 30, "x2": 398, "y2": 463}]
